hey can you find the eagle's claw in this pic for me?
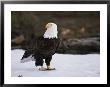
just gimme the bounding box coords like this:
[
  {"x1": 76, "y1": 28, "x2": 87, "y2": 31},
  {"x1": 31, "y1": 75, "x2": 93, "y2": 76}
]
[{"x1": 38, "y1": 67, "x2": 46, "y2": 71}]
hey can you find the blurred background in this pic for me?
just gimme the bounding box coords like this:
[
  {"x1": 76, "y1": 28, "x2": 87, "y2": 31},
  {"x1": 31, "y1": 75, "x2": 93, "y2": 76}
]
[{"x1": 11, "y1": 11, "x2": 100, "y2": 54}]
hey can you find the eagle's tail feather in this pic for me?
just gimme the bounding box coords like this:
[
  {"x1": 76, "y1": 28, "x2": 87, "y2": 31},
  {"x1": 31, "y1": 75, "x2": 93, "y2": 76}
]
[{"x1": 20, "y1": 55, "x2": 35, "y2": 63}]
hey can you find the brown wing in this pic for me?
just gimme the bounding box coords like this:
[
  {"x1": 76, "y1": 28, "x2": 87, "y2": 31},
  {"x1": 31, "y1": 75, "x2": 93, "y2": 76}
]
[{"x1": 36, "y1": 37, "x2": 60, "y2": 55}]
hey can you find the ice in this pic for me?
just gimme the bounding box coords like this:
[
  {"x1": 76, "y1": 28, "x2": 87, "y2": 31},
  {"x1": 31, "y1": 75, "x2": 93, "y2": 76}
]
[{"x1": 11, "y1": 49, "x2": 100, "y2": 77}]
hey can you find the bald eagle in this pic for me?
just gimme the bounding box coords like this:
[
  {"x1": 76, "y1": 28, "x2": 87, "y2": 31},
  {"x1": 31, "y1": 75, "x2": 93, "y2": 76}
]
[{"x1": 20, "y1": 23, "x2": 60, "y2": 71}]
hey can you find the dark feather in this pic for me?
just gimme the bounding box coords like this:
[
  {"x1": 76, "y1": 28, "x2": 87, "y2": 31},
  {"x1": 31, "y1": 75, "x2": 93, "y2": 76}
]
[
  {"x1": 35, "y1": 36, "x2": 60, "y2": 55},
  {"x1": 22, "y1": 37, "x2": 60, "y2": 62}
]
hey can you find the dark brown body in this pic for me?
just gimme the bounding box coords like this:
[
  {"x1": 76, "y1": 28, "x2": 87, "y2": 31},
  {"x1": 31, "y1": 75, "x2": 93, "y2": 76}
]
[{"x1": 22, "y1": 36, "x2": 60, "y2": 66}]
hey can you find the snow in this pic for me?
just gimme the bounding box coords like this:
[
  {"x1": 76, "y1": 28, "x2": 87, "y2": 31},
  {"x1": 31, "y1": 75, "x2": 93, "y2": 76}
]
[{"x1": 11, "y1": 49, "x2": 100, "y2": 77}]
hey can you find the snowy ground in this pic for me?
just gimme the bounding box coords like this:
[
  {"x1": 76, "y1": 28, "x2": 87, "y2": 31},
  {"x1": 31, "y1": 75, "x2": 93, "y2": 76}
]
[{"x1": 11, "y1": 49, "x2": 100, "y2": 77}]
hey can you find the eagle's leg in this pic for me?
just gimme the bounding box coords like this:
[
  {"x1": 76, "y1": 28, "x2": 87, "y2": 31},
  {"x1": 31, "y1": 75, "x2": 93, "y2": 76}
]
[
  {"x1": 45, "y1": 56, "x2": 55, "y2": 70},
  {"x1": 35, "y1": 55, "x2": 46, "y2": 71}
]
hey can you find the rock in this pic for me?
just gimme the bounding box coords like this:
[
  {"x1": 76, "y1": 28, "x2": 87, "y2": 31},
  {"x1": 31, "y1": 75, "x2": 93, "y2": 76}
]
[{"x1": 57, "y1": 37, "x2": 100, "y2": 54}]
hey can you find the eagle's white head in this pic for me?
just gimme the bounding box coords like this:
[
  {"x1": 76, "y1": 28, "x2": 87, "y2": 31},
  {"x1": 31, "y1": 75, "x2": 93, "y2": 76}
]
[{"x1": 43, "y1": 23, "x2": 58, "y2": 39}]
